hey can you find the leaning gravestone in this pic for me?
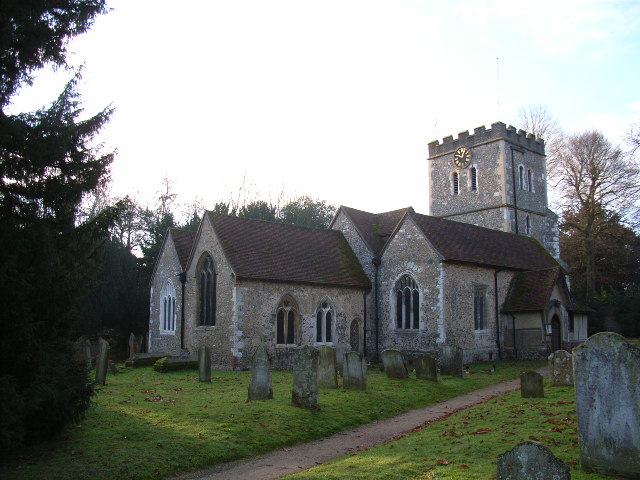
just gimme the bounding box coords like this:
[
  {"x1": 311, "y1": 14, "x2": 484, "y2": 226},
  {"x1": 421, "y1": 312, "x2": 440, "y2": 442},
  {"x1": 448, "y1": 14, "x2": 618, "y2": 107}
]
[
  {"x1": 573, "y1": 332, "x2": 640, "y2": 478},
  {"x1": 248, "y1": 338, "x2": 273, "y2": 400},
  {"x1": 198, "y1": 346, "x2": 211, "y2": 383},
  {"x1": 291, "y1": 346, "x2": 320, "y2": 409},
  {"x1": 440, "y1": 345, "x2": 463, "y2": 377},
  {"x1": 548, "y1": 350, "x2": 573, "y2": 386},
  {"x1": 415, "y1": 352, "x2": 437, "y2": 381},
  {"x1": 521, "y1": 371, "x2": 544, "y2": 398},
  {"x1": 343, "y1": 351, "x2": 367, "y2": 390},
  {"x1": 316, "y1": 346, "x2": 338, "y2": 389},
  {"x1": 381, "y1": 349, "x2": 408, "y2": 379},
  {"x1": 335, "y1": 343, "x2": 351, "y2": 374},
  {"x1": 497, "y1": 441, "x2": 570, "y2": 480},
  {"x1": 95, "y1": 337, "x2": 110, "y2": 386}
]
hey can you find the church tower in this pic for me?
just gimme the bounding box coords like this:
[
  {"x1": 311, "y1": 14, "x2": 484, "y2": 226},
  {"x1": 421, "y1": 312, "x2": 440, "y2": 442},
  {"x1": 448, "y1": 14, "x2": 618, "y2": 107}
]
[{"x1": 427, "y1": 122, "x2": 559, "y2": 258}]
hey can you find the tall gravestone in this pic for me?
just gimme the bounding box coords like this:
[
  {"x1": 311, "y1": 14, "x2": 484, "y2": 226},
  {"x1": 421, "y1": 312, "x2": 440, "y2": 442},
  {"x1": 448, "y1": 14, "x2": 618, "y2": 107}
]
[
  {"x1": 128, "y1": 332, "x2": 137, "y2": 357},
  {"x1": 381, "y1": 349, "x2": 408, "y2": 379},
  {"x1": 248, "y1": 338, "x2": 273, "y2": 400},
  {"x1": 415, "y1": 353, "x2": 437, "y2": 381},
  {"x1": 198, "y1": 346, "x2": 211, "y2": 383},
  {"x1": 440, "y1": 345, "x2": 463, "y2": 377},
  {"x1": 343, "y1": 351, "x2": 367, "y2": 390},
  {"x1": 520, "y1": 371, "x2": 544, "y2": 398},
  {"x1": 548, "y1": 350, "x2": 573, "y2": 386},
  {"x1": 573, "y1": 333, "x2": 640, "y2": 478},
  {"x1": 95, "y1": 337, "x2": 110, "y2": 386},
  {"x1": 497, "y1": 441, "x2": 570, "y2": 480},
  {"x1": 316, "y1": 346, "x2": 338, "y2": 389},
  {"x1": 335, "y1": 343, "x2": 351, "y2": 375},
  {"x1": 84, "y1": 338, "x2": 93, "y2": 368},
  {"x1": 291, "y1": 346, "x2": 320, "y2": 409}
]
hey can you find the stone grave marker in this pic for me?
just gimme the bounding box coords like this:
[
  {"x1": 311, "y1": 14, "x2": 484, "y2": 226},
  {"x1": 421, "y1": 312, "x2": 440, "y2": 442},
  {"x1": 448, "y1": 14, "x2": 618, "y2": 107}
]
[
  {"x1": 440, "y1": 345, "x2": 463, "y2": 377},
  {"x1": 198, "y1": 345, "x2": 211, "y2": 383},
  {"x1": 573, "y1": 332, "x2": 640, "y2": 477},
  {"x1": 415, "y1": 352, "x2": 437, "y2": 381},
  {"x1": 84, "y1": 338, "x2": 93, "y2": 368},
  {"x1": 343, "y1": 351, "x2": 367, "y2": 390},
  {"x1": 291, "y1": 346, "x2": 320, "y2": 409},
  {"x1": 548, "y1": 350, "x2": 573, "y2": 386},
  {"x1": 497, "y1": 441, "x2": 570, "y2": 480},
  {"x1": 335, "y1": 343, "x2": 351, "y2": 374},
  {"x1": 95, "y1": 337, "x2": 110, "y2": 386},
  {"x1": 316, "y1": 345, "x2": 338, "y2": 389},
  {"x1": 521, "y1": 371, "x2": 544, "y2": 398},
  {"x1": 128, "y1": 332, "x2": 137, "y2": 357},
  {"x1": 248, "y1": 338, "x2": 273, "y2": 400},
  {"x1": 381, "y1": 349, "x2": 408, "y2": 379}
]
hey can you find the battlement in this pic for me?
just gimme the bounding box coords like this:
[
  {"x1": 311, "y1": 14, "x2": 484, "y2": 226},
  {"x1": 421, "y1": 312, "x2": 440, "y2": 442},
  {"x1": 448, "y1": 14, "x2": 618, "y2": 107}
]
[{"x1": 428, "y1": 121, "x2": 545, "y2": 158}]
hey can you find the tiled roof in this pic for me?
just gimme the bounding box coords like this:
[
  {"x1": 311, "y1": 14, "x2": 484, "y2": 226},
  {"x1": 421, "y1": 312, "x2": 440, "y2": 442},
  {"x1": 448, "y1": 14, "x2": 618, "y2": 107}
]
[
  {"x1": 169, "y1": 228, "x2": 197, "y2": 270},
  {"x1": 337, "y1": 206, "x2": 414, "y2": 256},
  {"x1": 501, "y1": 268, "x2": 563, "y2": 312},
  {"x1": 206, "y1": 213, "x2": 371, "y2": 290}
]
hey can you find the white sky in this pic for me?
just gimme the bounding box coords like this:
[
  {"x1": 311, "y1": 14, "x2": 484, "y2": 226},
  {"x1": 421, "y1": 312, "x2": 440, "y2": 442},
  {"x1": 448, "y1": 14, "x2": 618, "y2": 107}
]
[{"x1": 8, "y1": 0, "x2": 640, "y2": 216}]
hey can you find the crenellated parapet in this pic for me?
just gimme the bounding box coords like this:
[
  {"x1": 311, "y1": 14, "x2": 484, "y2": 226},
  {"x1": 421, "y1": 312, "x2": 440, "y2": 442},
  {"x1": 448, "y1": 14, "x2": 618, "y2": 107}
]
[{"x1": 428, "y1": 121, "x2": 545, "y2": 158}]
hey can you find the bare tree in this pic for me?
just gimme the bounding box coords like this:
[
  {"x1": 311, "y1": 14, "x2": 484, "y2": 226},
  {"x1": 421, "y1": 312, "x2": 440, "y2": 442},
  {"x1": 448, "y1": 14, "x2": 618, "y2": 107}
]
[
  {"x1": 517, "y1": 105, "x2": 564, "y2": 182},
  {"x1": 627, "y1": 121, "x2": 640, "y2": 157}
]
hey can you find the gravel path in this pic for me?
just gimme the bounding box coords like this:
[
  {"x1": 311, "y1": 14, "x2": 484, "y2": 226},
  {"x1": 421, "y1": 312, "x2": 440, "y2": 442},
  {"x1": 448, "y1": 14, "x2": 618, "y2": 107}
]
[{"x1": 171, "y1": 373, "x2": 536, "y2": 480}]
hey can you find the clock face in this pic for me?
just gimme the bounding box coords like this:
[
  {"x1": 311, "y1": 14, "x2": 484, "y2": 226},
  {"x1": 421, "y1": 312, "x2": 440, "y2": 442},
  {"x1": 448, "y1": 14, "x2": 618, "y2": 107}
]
[{"x1": 453, "y1": 146, "x2": 472, "y2": 169}]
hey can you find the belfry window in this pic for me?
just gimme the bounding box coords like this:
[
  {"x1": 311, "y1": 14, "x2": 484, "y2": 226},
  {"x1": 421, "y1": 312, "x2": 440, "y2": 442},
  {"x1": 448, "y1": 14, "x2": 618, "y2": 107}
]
[
  {"x1": 315, "y1": 302, "x2": 334, "y2": 344},
  {"x1": 527, "y1": 168, "x2": 533, "y2": 192},
  {"x1": 452, "y1": 172, "x2": 459, "y2": 195},
  {"x1": 198, "y1": 254, "x2": 216, "y2": 326},
  {"x1": 470, "y1": 166, "x2": 478, "y2": 191},
  {"x1": 276, "y1": 298, "x2": 298, "y2": 345},
  {"x1": 519, "y1": 165, "x2": 525, "y2": 190},
  {"x1": 160, "y1": 281, "x2": 176, "y2": 333},
  {"x1": 395, "y1": 275, "x2": 419, "y2": 330}
]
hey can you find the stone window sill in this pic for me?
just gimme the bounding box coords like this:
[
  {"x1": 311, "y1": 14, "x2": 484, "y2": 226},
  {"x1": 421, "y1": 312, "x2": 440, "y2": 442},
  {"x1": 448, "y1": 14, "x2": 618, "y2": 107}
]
[
  {"x1": 196, "y1": 326, "x2": 216, "y2": 331},
  {"x1": 394, "y1": 328, "x2": 420, "y2": 333},
  {"x1": 160, "y1": 331, "x2": 176, "y2": 336}
]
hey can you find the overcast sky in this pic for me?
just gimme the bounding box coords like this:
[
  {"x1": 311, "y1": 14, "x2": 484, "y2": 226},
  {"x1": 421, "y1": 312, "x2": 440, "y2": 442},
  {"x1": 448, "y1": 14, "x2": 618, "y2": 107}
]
[{"x1": 9, "y1": 0, "x2": 640, "y2": 216}]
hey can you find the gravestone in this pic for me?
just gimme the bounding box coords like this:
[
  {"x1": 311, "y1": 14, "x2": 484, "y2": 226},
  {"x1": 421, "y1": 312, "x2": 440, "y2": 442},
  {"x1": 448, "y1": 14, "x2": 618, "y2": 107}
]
[
  {"x1": 198, "y1": 346, "x2": 211, "y2": 383},
  {"x1": 381, "y1": 349, "x2": 408, "y2": 379},
  {"x1": 248, "y1": 338, "x2": 273, "y2": 400},
  {"x1": 497, "y1": 441, "x2": 570, "y2": 480},
  {"x1": 415, "y1": 353, "x2": 437, "y2": 381},
  {"x1": 335, "y1": 343, "x2": 351, "y2": 374},
  {"x1": 343, "y1": 351, "x2": 367, "y2": 390},
  {"x1": 291, "y1": 346, "x2": 320, "y2": 409},
  {"x1": 548, "y1": 350, "x2": 573, "y2": 386},
  {"x1": 521, "y1": 371, "x2": 544, "y2": 398},
  {"x1": 316, "y1": 346, "x2": 338, "y2": 389},
  {"x1": 95, "y1": 337, "x2": 110, "y2": 386},
  {"x1": 128, "y1": 332, "x2": 137, "y2": 357},
  {"x1": 84, "y1": 338, "x2": 93, "y2": 368},
  {"x1": 573, "y1": 332, "x2": 640, "y2": 477},
  {"x1": 440, "y1": 345, "x2": 463, "y2": 377}
]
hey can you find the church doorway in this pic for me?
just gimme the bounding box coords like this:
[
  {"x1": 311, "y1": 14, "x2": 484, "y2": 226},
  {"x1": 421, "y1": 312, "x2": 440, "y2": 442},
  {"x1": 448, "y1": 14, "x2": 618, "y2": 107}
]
[
  {"x1": 551, "y1": 315, "x2": 562, "y2": 352},
  {"x1": 349, "y1": 319, "x2": 361, "y2": 354}
]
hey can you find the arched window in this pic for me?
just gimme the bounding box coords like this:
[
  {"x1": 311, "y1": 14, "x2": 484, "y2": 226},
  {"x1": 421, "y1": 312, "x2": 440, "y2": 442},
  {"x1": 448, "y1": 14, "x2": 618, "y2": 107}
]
[
  {"x1": 315, "y1": 301, "x2": 334, "y2": 344},
  {"x1": 518, "y1": 165, "x2": 525, "y2": 189},
  {"x1": 276, "y1": 297, "x2": 298, "y2": 345},
  {"x1": 395, "y1": 275, "x2": 419, "y2": 330},
  {"x1": 470, "y1": 166, "x2": 478, "y2": 191},
  {"x1": 452, "y1": 172, "x2": 459, "y2": 195},
  {"x1": 525, "y1": 215, "x2": 531, "y2": 235},
  {"x1": 474, "y1": 286, "x2": 487, "y2": 331},
  {"x1": 160, "y1": 281, "x2": 176, "y2": 333},
  {"x1": 198, "y1": 254, "x2": 216, "y2": 326},
  {"x1": 527, "y1": 168, "x2": 533, "y2": 192}
]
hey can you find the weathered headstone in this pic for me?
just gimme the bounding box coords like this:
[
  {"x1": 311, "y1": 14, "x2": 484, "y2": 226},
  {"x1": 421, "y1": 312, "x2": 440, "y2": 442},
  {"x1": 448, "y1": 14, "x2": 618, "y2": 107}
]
[
  {"x1": 440, "y1": 345, "x2": 463, "y2": 377},
  {"x1": 343, "y1": 351, "x2": 367, "y2": 390},
  {"x1": 415, "y1": 352, "x2": 437, "y2": 381},
  {"x1": 520, "y1": 371, "x2": 544, "y2": 398},
  {"x1": 107, "y1": 361, "x2": 118, "y2": 374},
  {"x1": 335, "y1": 343, "x2": 351, "y2": 374},
  {"x1": 573, "y1": 332, "x2": 640, "y2": 478},
  {"x1": 128, "y1": 332, "x2": 137, "y2": 357},
  {"x1": 316, "y1": 346, "x2": 338, "y2": 389},
  {"x1": 291, "y1": 346, "x2": 320, "y2": 409},
  {"x1": 198, "y1": 346, "x2": 211, "y2": 383},
  {"x1": 84, "y1": 338, "x2": 93, "y2": 368},
  {"x1": 548, "y1": 350, "x2": 573, "y2": 386},
  {"x1": 381, "y1": 349, "x2": 408, "y2": 379},
  {"x1": 248, "y1": 338, "x2": 273, "y2": 400},
  {"x1": 95, "y1": 337, "x2": 110, "y2": 386},
  {"x1": 497, "y1": 441, "x2": 570, "y2": 480}
]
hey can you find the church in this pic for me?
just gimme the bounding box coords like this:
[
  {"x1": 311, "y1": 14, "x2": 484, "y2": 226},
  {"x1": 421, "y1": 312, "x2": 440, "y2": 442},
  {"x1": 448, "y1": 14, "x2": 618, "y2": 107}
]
[{"x1": 147, "y1": 122, "x2": 589, "y2": 369}]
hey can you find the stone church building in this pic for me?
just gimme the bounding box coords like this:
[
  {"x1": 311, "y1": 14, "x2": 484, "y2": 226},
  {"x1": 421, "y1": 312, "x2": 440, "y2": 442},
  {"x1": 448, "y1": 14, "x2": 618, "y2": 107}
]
[{"x1": 148, "y1": 122, "x2": 589, "y2": 369}]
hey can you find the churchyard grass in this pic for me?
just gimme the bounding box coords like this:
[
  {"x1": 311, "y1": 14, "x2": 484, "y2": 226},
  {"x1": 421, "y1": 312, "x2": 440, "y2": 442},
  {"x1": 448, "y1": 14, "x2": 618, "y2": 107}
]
[
  {"x1": 2, "y1": 360, "x2": 543, "y2": 480},
  {"x1": 285, "y1": 384, "x2": 612, "y2": 480}
]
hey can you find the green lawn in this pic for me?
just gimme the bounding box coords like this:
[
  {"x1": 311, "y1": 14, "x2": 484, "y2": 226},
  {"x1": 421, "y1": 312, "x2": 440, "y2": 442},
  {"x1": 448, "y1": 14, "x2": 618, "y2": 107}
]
[
  {"x1": 1, "y1": 360, "x2": 543, "y2": 480},
  {"x1": 284, "y1": 384, "x2": 615, "y2": 480}
]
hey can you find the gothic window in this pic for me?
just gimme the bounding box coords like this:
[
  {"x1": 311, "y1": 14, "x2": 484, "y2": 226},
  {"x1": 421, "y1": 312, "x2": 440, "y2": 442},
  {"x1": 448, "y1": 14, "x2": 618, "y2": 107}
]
[
  {"x1": 276, "y1": 297, "x2": 298, "y2": 345},
  {"x1": 474, "y1": 286, "x2": 487, "y2": 331},
  {"x1": 527, "y1": 168, "x2": 533, "y2": 192},
  {"x1": 395, "y1": 275, "x2": 419, "y2": 330},
  {"x1": 525, "y1": 215, "x2": 531, "y2": 235},
  {"x1": 315, "y1": 301, "x2": 334, "y2": 344},
  {"x1": 470, "y1": 166, "x2": 478, "y2": 191},
  {"x1": 452, "y1": 172, "x2": 459, "y2": 195},
  {"x1": 198, "y1": 254, "x2": 216, "y2": 326},
  {"x1": 160, "y1": 281, "x2": 176, "y2": 333},
  {"x1": 518, "y1": 165, "x2": 525, "y2": 190}
]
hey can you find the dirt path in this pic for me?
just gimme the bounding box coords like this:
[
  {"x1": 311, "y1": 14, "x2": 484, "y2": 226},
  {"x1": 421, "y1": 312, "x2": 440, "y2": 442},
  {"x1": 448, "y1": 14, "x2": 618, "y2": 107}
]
[{"x1": 172, "y1": 373, "x2": 539, "y2": 480}]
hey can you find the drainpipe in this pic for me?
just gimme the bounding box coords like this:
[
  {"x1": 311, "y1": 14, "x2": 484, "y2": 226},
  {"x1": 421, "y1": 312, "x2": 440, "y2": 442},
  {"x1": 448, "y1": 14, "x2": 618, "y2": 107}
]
[
  {"x1": 178, "y1": 272, "x2": 186, "y2": 350},
  {"x1": 372, "y1": 256, "x2": 381, "y2": 361},
  {"x1": 494, "y1": 268, "x2": 504, "y2": 360},
  {"x1": 510, "y1": 146, "x2": 524, "y2": 234}
]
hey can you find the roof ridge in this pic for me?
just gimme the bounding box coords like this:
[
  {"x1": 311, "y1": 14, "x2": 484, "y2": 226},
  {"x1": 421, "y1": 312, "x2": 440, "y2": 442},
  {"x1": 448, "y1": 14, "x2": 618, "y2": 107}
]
[{"x1": 205, "y1": 211, "x2": 337, "y2": 233}]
